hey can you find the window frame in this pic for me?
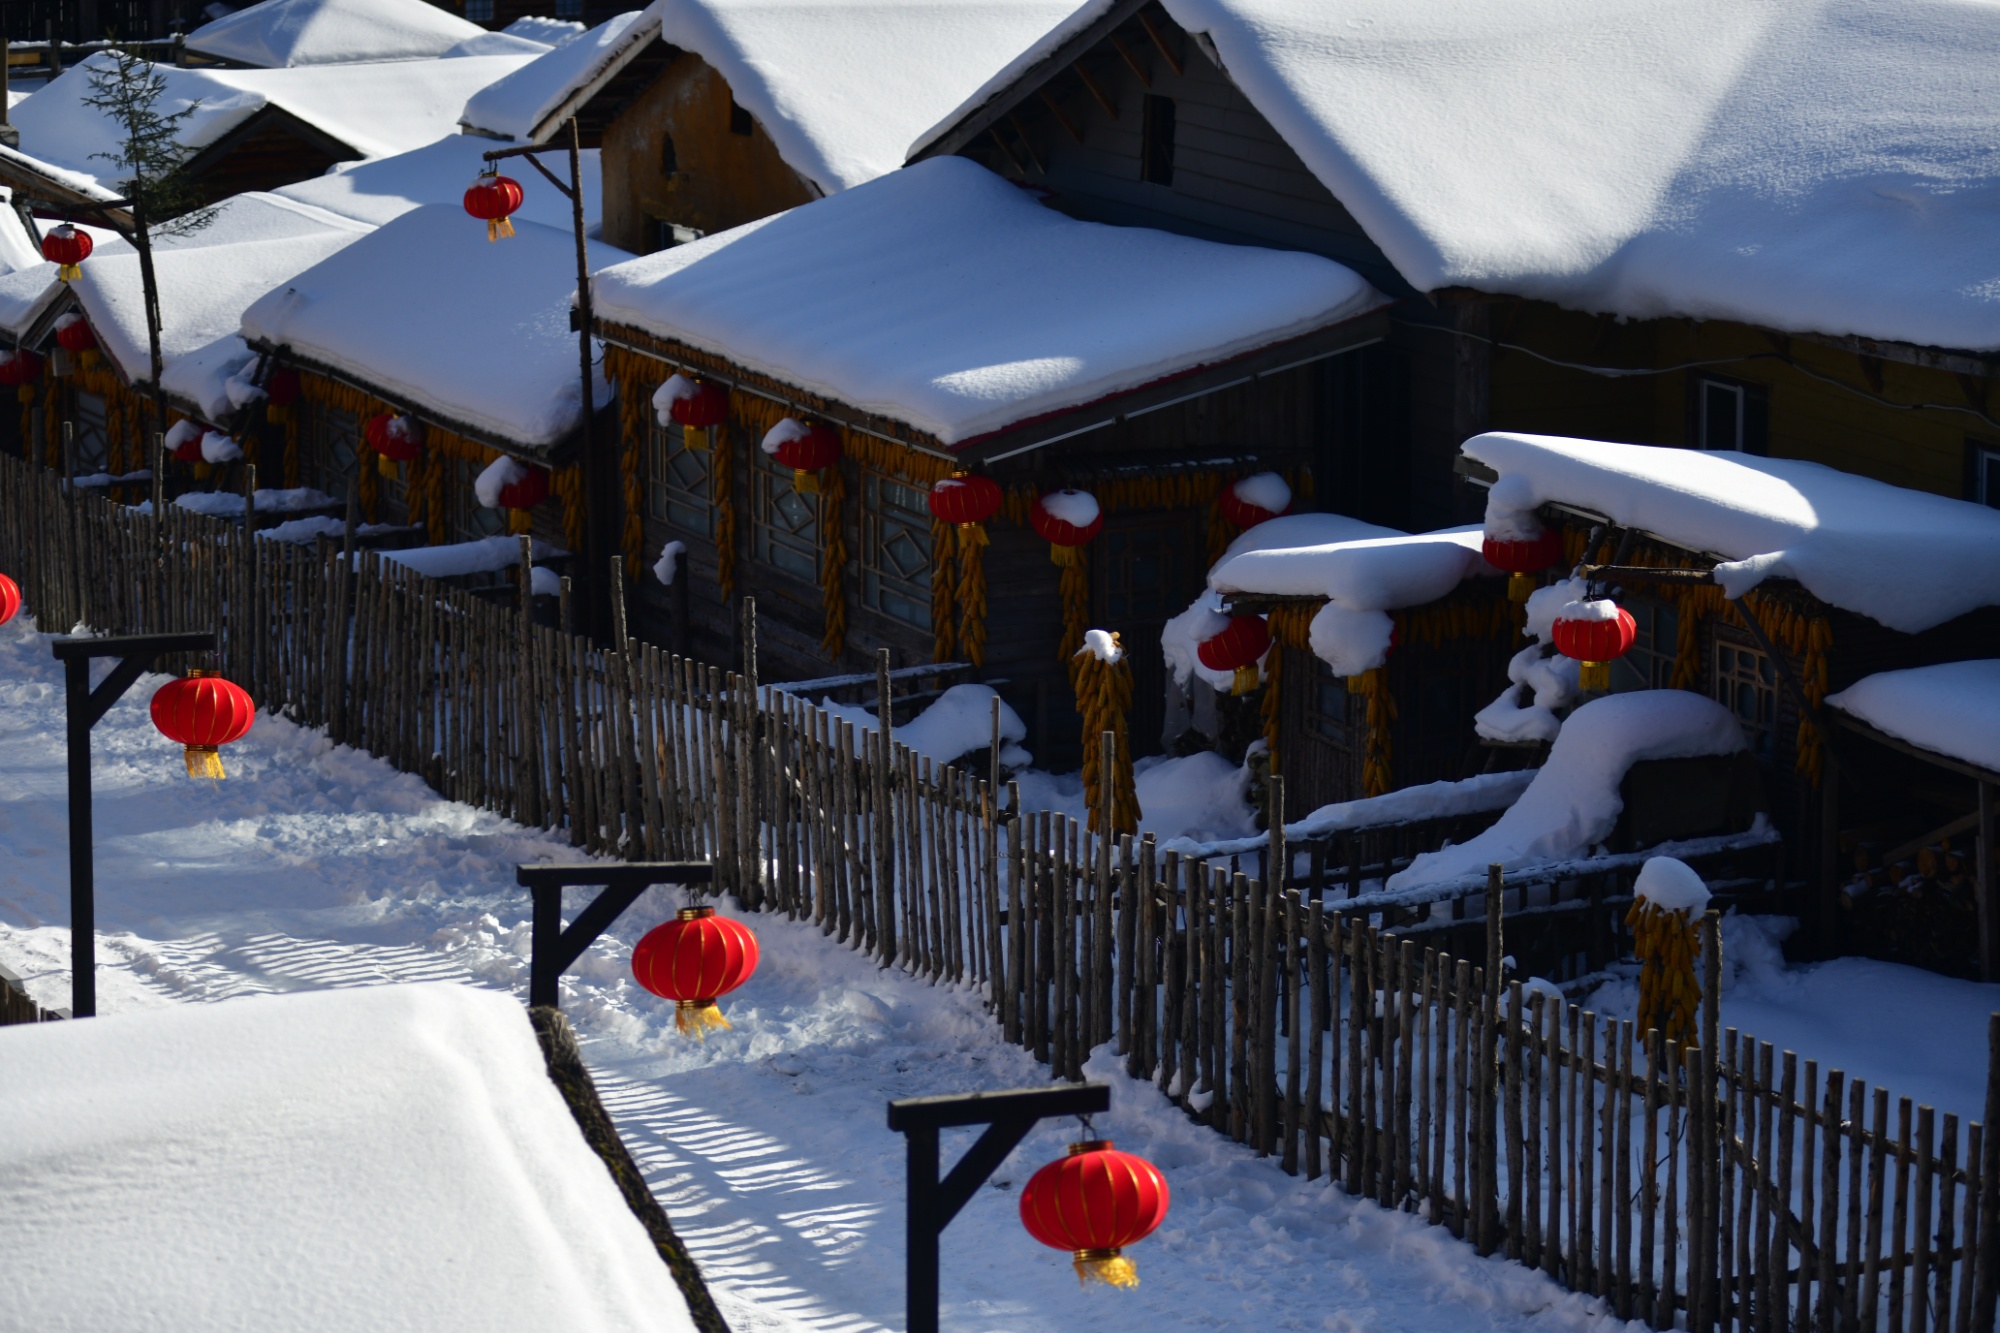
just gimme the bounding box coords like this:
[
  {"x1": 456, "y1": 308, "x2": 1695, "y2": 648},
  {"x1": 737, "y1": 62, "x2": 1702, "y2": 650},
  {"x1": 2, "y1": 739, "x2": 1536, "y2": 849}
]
[
  {"x1": 647, "y1": 415, "x2": 715, "y2": 538},
  {"x1": 1710, "y1": 634, "x2": 1778, "y2": 756},
  {"x1": 1608, "y1": 594, "x2": 1679, "y2": 694},
  {"x1": 749, "y1": 446, "x2": 822, "y2": 585},
  {"x1": 1690, "y1": 373, "x2": 1769, "y2": 455},
  {"x1": 858, "y1": 468, "x2": 932, "y2": 632},
  {"x1": 1966, "y1": 437, "x2": 2000, "y2": 508}
]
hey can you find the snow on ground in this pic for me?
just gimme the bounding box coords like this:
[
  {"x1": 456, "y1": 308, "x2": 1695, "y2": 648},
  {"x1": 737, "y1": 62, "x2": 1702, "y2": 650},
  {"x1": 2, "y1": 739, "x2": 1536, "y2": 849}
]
[{"x1": 0, "y1": 615, "x2": 1643, "y2": 1332}]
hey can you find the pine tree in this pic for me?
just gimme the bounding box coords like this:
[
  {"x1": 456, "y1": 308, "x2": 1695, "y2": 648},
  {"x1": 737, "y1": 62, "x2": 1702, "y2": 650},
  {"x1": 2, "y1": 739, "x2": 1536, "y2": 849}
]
[{"x1": 81, "y1": 47, "x2": 215, "y2": 237}]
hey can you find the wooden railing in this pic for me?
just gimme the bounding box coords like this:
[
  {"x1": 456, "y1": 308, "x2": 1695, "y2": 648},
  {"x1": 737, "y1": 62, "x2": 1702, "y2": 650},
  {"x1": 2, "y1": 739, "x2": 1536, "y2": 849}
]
[{"x1": 2, "y1": 452, "x2": 1993, "y2": 1331}]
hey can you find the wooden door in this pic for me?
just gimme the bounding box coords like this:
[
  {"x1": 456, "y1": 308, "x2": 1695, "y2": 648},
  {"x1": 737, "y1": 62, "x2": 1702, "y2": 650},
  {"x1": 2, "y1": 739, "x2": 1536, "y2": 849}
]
[{"x1": 1094, "y1": 510, "x2": 1205, "y2": 757}]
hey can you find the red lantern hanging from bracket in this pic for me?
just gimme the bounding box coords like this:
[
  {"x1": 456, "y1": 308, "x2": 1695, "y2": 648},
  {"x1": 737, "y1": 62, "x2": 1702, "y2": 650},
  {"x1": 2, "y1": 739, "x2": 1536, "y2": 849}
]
[
  {"x1": 41, "y1": 224, "x2": 92, "y2": 281},
  {"x1": 1551, "y1": 597, "x2": 1637, "y2": 692},
  {"x1": 54, "y1": 313, "x2": 97, "y2": 365},
  {"x1": 496, "y1": 463, "x2": 549, "y2": 510},
  {"x1": 1030, "y1": 490, "x2": 1102, "y2": 566},
  {"x1": 669, "y1": 379, "x2": 728, "y2": 451},
  {"x1": 463, "y1": 173, "x2": 523, "y2": 242},
  {"x1": 1481, "y1": 526, "x2": 1565, "y2": 603},
  {"x1": 631, "y1": 905, "x2": 760, "y2": 1037},
  {"x1": 927, "y1": 474, "x2": 1002, "y2": 547},
  {"x1": 365, "y1": 412, "x2": 424, "y2": 467},
  {"x1": 149, "y1": 669, "x2": 255, "y2": 779},
  {"x1": 0, "y1": 349, "x2": 43, "y2": 404},
  {"x1": 1020, "y1": 1140, "x2": 1170, "y2": 1288},
  {"x1": 1197, "y1": 614, "x2": 1272, "y2": 695},
  {"x1": 763, "y1": 418, "x2": 841, "y2": 494}
]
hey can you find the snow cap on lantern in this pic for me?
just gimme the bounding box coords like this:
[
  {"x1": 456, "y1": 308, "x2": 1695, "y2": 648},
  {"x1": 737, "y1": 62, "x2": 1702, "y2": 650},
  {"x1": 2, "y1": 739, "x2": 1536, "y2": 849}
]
[
  {"x1": 927, "y1": 474, "x2": 1001, "y2": 545},
  {"x1": 463, "y1": 172, "x2": 523, "y2": 242},
  {"x1": 199, "y1": 430, "x2": 242, "y2": 465},
  {"x1": 1551, "y1": 596, "x2": 1636, "y2": 692},
  {"x1": 655, "y1": 374, "x2": 727, "y2": 450},
  {"x1": 164, "y1": 419, "x2": 208, "y2": 463},
  {"x1": 1197, "y1": 613, "x2": 1272, "y2": 694},
  {"x1": 1031, "y1": 489, "x2": 1102, "y2": 566},
  {"x1": 1478, "y1": 473, "x2": 1569, "y2": 602},
  {"x1": 475, "y1": 454, "x2": 548, "y2": 510},
  {"x1": 149, "y1": 669, "x2": 255, "y2": 779},
  {"x1": 631, "y1": 904, "x2": 760, "y2": 1037},
  {"x1": 1020, "y1": 1139, "x2": 1170, "y2": 1289},
  {"x1": 41, "y1": 223, "x2": 92, "y2": 281},
  {"x1": 1218, "y1": 472, "x2": 1291, "y2": 530},
  {"x1": 761, "y1": 417, "x2": 841, "y2": 494},
  {"x1": 366, "y1": 412, "x2": 424, "y2": 466}
]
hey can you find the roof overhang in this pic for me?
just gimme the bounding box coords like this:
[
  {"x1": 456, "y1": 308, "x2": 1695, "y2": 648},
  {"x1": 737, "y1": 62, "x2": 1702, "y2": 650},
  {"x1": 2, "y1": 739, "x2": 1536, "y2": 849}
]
[{"x1": 0, "y1": 146, "x2": 127, "y2": 228}]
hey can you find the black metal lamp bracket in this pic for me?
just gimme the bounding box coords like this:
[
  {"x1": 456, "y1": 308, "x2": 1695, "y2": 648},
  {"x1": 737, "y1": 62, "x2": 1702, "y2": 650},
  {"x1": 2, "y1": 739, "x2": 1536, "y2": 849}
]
[{"x1": 515, "y1": 860, "x2": 714, "y2": 1008}]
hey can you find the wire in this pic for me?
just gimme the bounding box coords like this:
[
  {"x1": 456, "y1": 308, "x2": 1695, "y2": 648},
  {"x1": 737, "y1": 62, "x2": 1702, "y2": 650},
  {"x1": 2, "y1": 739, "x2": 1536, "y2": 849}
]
[{"x1": 1399, "y1": 319, "x2": 2000, "y2": 433}]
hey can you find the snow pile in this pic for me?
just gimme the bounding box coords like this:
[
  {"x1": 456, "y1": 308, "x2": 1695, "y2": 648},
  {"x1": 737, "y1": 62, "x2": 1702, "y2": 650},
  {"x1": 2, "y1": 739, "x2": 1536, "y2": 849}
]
[
  {"x1": 0, "y1": 983, "x2": 700, "y2": 1331},
  {"x1": 813, "y1": 682, "x2": 1030, "y2": 769},
  {"x1": 1828, "y1": 659, "x2": 2000, "y2": 777},
  {"x1": 185, "y1": 0, "x2": 485, "y2": 66},
  {"x1": 444, "y1": 31, "x2": 559, "y2": 57},
  {"x1": 1475, "y1": 579, "x2": 1585, "y2": 744},
  {"x1": 1041, "y1": 488, "x2": 1100, "y2": 527},
  {"x1": 589, "y1": 157, "x2": 1383, "y2": 444},
  {"x1": 1232, "y1": 471, "x2": 1291, "y2": 514},
  {"x1": 1470, "y1": 433, "x2": 2000, "y2": 633},
  {"x1": 1633, "y1": 855, "x2": 1711, "y2": 917},
  {"x1": 652, "y1": 371, "x2": 697, "y2": 425},
  {"x1": 1389, "y1": 690, "x2": 1748, "y2": 891},
  {"x1": 1080, "y1": 627, "x2": 1122, "y2": 663},
  {"x1": 652, "y1": 0, "x2": 1080, "y2": 196},
  {"x1": 1163, "y1": 768, "x2": 1535, "y2": 859},
  {"x1": 241, "y1": 206, "x2": 626, "y2": 453},
  {"x1": 173, "y1": 487, "x2": 336, "y2": 517},
  {"x1": 461, "y1": 9, "x2": 657, "y2": 142},
  {"x1": 1160, "y1": 590, "x2": 1235, "y2": 691},
  {"x1": 476, "y1": 455, "x2": 528, "y2": 507},
  {"x1": 377, "y1": 535, "x2": 562, "y2": 577},
  {"x1": 276, "y1": 134, "x2": 603, "y2": 232},
  {"x1": 504, "y1": 16, "x2": 588, "y2": 44},
  {"x1": 918, "y1": 0, "x2": 2000, "y2": 352},
  {"x1": 199, "y1": 430, "x2": 243, "y2": 464},
  {"x1": 653, "y1": 538, "x2": 686, "y2": 585}
]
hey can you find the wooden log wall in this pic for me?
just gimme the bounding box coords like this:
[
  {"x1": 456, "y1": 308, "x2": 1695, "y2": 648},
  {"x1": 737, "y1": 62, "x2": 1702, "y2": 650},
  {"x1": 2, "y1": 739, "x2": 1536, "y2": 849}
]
[{"x1": 2, "y1": 451, "x2": 1996, "y2": 1332}]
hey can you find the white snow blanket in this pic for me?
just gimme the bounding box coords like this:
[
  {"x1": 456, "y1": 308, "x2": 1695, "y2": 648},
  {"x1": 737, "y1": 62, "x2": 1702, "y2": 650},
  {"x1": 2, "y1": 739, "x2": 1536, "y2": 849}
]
[
  {"x1": 377, "y1": 535, "x2": 564, "y2": 578},
  {"x1": 0, "y1": 983, "x2": 700, "y2": 1332},
  {"x1": 1473, "y1": 577, "x2": 1584, "y2": 745},
  {"x1": 815, "y1": 682, "x2": 1031, "y2": 769},
  {"x1": 1162, "y1": 768, "x2": 1535, "y2": 860},
  {"x1": 1388, "y1": 690, "x2": 1747, "y2": 891},
  {"x1": 1467, "y1": 433, "x2": 2000, "y2": 634},
  {"x1": 461, "y1": 9, "x2": 658, "y2": 142},
  {"x1": 186, "y1": 0, "x2": 485, "y2": 66},
  {"x1": 242, "y1": 206, "x2": 625, "y2": 452},
  {"x1": 919, "y1": 0, "x2": 2000, "y2": 352},
  {"x1": 592, "y1": 158, "x2": 1382, "y2": 444},
  {"x1": 276, "y1": 135, "x2": 604, "y2": 232},
  {"x1": 1828, "y1": 660, "x2": 2000, "y2": 779}
]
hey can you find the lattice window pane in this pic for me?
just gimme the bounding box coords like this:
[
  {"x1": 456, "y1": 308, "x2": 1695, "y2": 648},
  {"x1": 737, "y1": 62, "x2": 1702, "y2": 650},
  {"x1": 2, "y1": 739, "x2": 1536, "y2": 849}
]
[
  {"x1": 860, "y1": 472, "x2": 930, "y2": 631},
  {"x1": 68, "y1": 391, "x2": 110, "y2": 474},
  {"x1": 1609, "y1": 597, "x2": 1679, "y2": 693},
  {"x1": 647, "y1": 419, "x2": 714, "y2": 537},
  {"x1": 752, "y1": 448, "x2": 820, "y2": 582}
]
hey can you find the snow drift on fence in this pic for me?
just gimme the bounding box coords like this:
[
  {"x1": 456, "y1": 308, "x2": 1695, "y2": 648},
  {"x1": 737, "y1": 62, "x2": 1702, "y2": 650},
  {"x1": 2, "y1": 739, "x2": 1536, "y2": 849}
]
[
  {"x1": 1828, "y1": 659, "x2": 2000, "y2": 778},
  {"x1": 1468, "y1": 433, "x2": 2000, "y2": 634},
  {"x1": 1388, "y1": 690, "x2": 1747, "y2": 892},
  {"x1": 0, "y1": 982, "x2": 701, "y2": 1332},
  {"x1": 592, "y1": 158, "x2": 1384, "y2": 444},
  {"x1": 917, "y1": 0, "x2": 2000, "y2": 352},
  {"x1": 813, "y1": 682, "x2": 1030, "y2": 769}
]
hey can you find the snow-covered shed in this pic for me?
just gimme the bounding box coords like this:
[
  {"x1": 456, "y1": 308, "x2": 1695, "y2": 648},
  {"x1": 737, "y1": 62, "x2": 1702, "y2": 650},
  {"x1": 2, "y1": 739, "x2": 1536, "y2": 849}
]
[
  {"x1": 0, "y1": 983, "x2": 716, "y2": 1332},
  {"x1": 184, "y1": 0, "x2": 488, "y2": 67},
  {"x1": 908, "y1": 0, "x2": 2000, "y2": 535},
  {"x1": 242, "y1": 204, "x2": 626, "y2": 552},
  {"x1": 0, "y1": 51, "x2": 536, "y2": 220},
  {"x1": 590, "y1": 155, "x2": 1386, "y2": 758},
  {"x1": 460, "y1": 0, "x2": 1080, "y2": 257}
]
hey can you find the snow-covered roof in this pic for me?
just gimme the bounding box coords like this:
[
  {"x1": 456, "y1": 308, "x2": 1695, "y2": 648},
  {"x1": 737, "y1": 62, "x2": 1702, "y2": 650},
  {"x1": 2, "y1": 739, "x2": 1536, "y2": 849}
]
[
  {"x1": 1466, "y1": 433, "x2": 2000, "y2": 635},
  {"x1": 0, "y1": 983, "x2": 702, "y2": 1331},
  {"x1": 273, "y1": 134, "x2": 603, "y2": 232},
  {"x1": 591, "y1": 156, "x2": 1383, "y2": 445},
  {"x1": 242, "y1": 204, "x2": 625, "y2": 454},
  {"x1": 460, "y1": 9, "x2": 657, "y2": 142},
  {"x1": 186, "y1": 0, "x2": 486, "y2": 67},
  {"x1": 504, "y1": 15, "x2": 590, "y2": 45},
  {"x1": 917, "y1": 0, "x2": 2000, "y2": 352},
  {"x1": 1828, "y1": 660, "x2": 2000, "y2": 779},
  {"x1": 587, "y1": 0, "x2": 1070, "y2": 196},
  {"x1": 5, "y1": 52, "x2": 537, "y2": 197}
]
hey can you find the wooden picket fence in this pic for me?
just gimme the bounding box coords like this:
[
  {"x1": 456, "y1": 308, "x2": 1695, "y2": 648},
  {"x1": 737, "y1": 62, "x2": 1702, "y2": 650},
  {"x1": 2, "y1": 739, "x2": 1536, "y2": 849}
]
[{"x1": 2, "y1": 452, "x2": 1996, "y2": 1332}]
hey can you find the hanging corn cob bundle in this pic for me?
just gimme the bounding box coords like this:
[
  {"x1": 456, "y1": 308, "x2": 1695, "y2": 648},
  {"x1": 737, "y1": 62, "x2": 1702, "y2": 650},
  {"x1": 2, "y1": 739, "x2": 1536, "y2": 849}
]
[
  {"x1": 1624, "y1": 856, "x2": 1712, "y2": 1046},
  {"x1": 1072, "y1": 629, "x2": 1138, "y2": 836}
]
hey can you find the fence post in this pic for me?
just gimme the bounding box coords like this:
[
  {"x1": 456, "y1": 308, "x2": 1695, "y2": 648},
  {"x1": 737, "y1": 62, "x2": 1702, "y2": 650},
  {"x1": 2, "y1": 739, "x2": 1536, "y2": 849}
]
[
  {"x1": 1479, "y1": 864, "x2": 1503, "y2": 1254},
  {"x1": 1974, "y1": 1013, "x2": 2000, "y2": 1332},
  {"x1": 738, "y1": 596, "x2": 762, "y2": 910},
  {"x1": 1694, "y1": 909, "x2": 1723, "y2": 1333},
  {"x1": 874, "y1": 648, "x2": 895, "y2": 964}
]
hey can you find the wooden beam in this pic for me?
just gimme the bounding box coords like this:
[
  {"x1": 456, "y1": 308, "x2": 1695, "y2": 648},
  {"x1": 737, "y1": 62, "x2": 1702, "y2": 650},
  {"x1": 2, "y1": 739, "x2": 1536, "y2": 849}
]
[
  {"x1": 1072, "y1": 61, "x2": 1118, "y2": 119},
  {"x1": 1037, "y1": 88, "x2": 1084, "y2": 144},
  {"x1": 1005, "y1": 113, "x2": 1046, "y2": 175},
  {"x1": 985, "y1": 126, "x2": 1025, "y2": 176},
  {"x1": 1137, "y1": 8, "x2": 1183, "y2": 75},
  {"x1": 1832, "y1": 712, "x2": 2000, "y2": 787},
  {"x1": 1856, "y1": 351, "x2": 1885, "y2": 395},
  {"x1": 1874, "y1": 811, "x2": 1982, "y2": 871},
  {"x1": 1109, "y1": 31, "x2": 1152, "y2": 88}
]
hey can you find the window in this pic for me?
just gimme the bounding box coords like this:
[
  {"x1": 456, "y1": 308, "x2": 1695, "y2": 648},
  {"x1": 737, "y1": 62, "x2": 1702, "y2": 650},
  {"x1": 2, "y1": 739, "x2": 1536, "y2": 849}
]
[
  {"x1": 1692, "y1": 375, "x2": 1768, "y2": 454},
  {"x1": 303, "y1": 402, "x2": 359, "y2": 500},
  {"x1": 659, "y1": 133, "x2": 678, "y2": 178},
  {"x1": 464, "y1": 0, "x2": 493, "y2": 18},
  {"x1": 860, "y1": 471, "x2": 931, "y2": 630},
  {"x1": 1967, "y1": 439, "x2": 2000, "y2": 508},
  {"x1": 552, "y1": 0, "x2": 582, "y2": 17},
  {"x1": 729, "y1": 97, "x2": 754, "y2": 136},
  {"x1": 647, "y1": 416, "x2": 713, "y2": 537},
  {"x1": 1140, "y1": 95, "x2": 1176, "y2": 186},
  {"x1": 751, "y1": 447, "x2": 820, "y2": 582},
  {"x1": 1609, "y1": 596, "x2": 1679, "y2": 693},
  {"x1": 651, "y1": 220, "x2": 705, "y2": 253},
  {"x1": 1711, "y1": 639, "x2": 1776, "y2": 755},
  {"x1": 67, "y1": 391, "x2": 110, "y2": 475},
  {"x1": 1100, "y1": 524, "x2": 1181, "y2": 621}
]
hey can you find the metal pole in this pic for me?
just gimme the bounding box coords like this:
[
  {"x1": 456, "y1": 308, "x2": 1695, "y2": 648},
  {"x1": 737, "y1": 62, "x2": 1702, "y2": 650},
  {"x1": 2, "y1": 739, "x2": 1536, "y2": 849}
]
[
  {"x1": 565, "y1": 117, "x2": 607, "y2": 641},
  {"x1": 905, "y1": 1124, "x2": 940, "y2": 1333},
  {"x1": 64, "y1": 654, "x2": 95, "y2": 1017}
]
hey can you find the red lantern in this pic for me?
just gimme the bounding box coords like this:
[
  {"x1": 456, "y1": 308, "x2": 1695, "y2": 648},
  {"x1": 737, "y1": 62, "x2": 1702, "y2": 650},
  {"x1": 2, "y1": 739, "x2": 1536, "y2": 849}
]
[
  {"x1": 0, "y1": 349, "x2": 42, "y2": 404},
  {"x1": 1481, "y1": 527, "x2": 1565, "y2": 603},
  {"x1": 365, "y1": 412, "x2": 423, "y2": 464},
  {"x1": 1020, "y1": 1140, "x2": 1170, "y2": 1288},
  {"x1": 1217, "y1": 473, "x2": 1291, "y2": 530},
  {"x1": 631, "y1": 905, "x2": 761, "y2": 1036},
  {"x1": 927, "y1": 474, "x2": 1002, "y2": 547},
  {"x1": 495, "y1": 463, "x2": 549, "y2": 510},
  {"x1": 164, "y1": 420, "x2": 207, "y2": 463},
  {"x1": 1030, "y1": 490, "x2": 1102, "y2": 567},
  {"x1": 41, "y1": 224, "x2": 92, "y2": 281},
  {"x1": 1197, "y1": 614, "x2": 1273, "y2": 695},
  {"x1": 0, "y1": 572, "x2": 18, "y2": 626},
  {"x1": 670, "y1": 380, "x2": 728, "y2": 451},
  {"x1": 55, "y1": 314, "x2": 96, "y2": 356},
  {"x1": 463, "y1": 173, "x2": 523, "y2": 242},
  {"x1": 765, "y1": 420, "x2": 841, "y2": 494},
  {"x1": 1551, "y1": 598, "x2": 1637, "y2": 692},
  {"x1": 264, "y1": 366, "x2": 300, "y2": 410},
  {"x1": 149, "y1": 669, "x2": 255, "y2": 779}
]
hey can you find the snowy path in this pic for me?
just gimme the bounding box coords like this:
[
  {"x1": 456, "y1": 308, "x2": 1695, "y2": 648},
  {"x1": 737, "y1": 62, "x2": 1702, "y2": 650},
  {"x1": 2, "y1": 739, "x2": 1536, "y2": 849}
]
[{"x1": 0, "y1": 617, "x2": 1969, "y2": 1330}]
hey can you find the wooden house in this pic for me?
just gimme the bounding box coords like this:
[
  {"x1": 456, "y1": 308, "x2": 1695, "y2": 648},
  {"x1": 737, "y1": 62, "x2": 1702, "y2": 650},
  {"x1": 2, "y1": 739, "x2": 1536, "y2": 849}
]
[
  {"x1": 909, "y1": 0, "x2": 2000, "y2": 534},
  {"x1": 590, "y1": 156, "x2": 1389, "y2": 765}
]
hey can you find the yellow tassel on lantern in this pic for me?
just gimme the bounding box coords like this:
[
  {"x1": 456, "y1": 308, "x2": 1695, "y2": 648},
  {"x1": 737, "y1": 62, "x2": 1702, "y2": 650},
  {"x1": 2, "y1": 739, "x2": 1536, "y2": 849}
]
[
  {"x1": 487, "y1": 217, "x2": 515, "y2": 243},
  {"x1": 377, "y1": 454, "x2": 398, "y2": 479},
  {"x1": 184, "y1": 745, "x2": 226, "y2": 780},
  {"x1": 1072, "y1": 1249, "x2": 1140, "y2": 1289},
  {"x1": 1580, "y1": 660, "x2": 1610, "y2": 691},
  {"x1": 1231, "y1": 663, "x2": 1259, "y2": 695},
  {"x1": 58, "y1": 263, "x2": 80, "y2": 281},
  {"x1": 675, "y1": 999, "x2": 734, "y2": 1038},
  {"x1": 15, "y1": 385, "x2": 33, "y2": 405},
  {"x1": 683, "y1": 424, "x2": 709, "y2": 452},
  {"x1": 794, "y1": 468, "x2": 819, "y2": 494},
  {"x1": 957, "y1": 520, "x2": 989, "y2": 547},
  {"x1": 1050, "y1": 543, "x2": 1081, "y2": 567},
  {"x1": 1508, "y1": 572, "x2": 1536, "y2": 603},
  {"x1": 507, "y1": 507, "x2": 532, "y2": 534}
]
